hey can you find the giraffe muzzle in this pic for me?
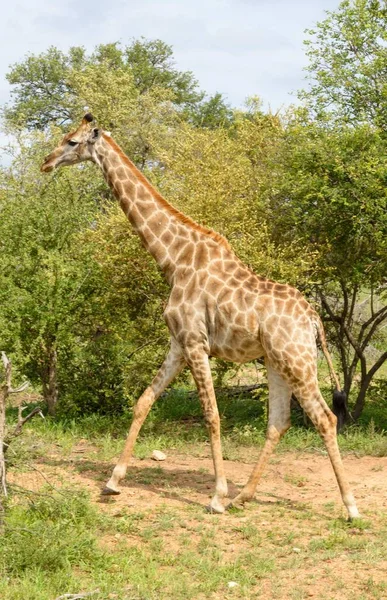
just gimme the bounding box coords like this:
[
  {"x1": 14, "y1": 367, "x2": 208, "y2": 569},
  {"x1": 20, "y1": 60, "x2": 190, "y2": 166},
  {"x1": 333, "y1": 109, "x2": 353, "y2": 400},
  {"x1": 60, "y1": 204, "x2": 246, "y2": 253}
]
[{"x1": 41, "y1": 161, "x2": 55, "y2": 173}]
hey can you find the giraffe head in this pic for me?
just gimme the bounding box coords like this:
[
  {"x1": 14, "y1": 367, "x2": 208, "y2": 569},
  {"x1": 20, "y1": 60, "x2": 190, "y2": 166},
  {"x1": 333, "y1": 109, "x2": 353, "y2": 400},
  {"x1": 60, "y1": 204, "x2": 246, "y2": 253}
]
[{"x1": 41, "y1": 113, "x2": 102, "y2": 172}]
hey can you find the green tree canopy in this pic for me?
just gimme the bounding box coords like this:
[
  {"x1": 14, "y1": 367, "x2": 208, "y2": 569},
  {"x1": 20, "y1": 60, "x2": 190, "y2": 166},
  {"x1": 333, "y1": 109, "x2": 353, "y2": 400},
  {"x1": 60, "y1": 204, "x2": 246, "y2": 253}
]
[
  {"x1": 300, "y1": 0, "x2": 387, "y2": 128},
  {"x1": 266, "y1": 114, "x2": 387, "y2": 419},
  {"x1": 4, "y1": 38, "x2": 231, "y2": 134}
]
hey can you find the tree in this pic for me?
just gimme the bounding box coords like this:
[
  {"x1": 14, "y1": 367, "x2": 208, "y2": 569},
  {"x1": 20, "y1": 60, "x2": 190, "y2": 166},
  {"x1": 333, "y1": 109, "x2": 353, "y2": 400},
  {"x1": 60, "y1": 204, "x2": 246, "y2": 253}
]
[
  {"x1": 300, "y1": 0, "x2": 387, "y2": 129},
  {"x1": 3, "y1": 39, "x2": 226, "y2": 134},
  {"x1": 154, "y1": 100, "x2": 311, "y2": 285},
  {"x1": 187, "y1": 92, "x2": 234, "y2": 129},
  {"x1": 0, "y1": 134, "x2": 102, "y2": 414},
  {"x1": 0, "y1": 131, "x2": 179, "y2": 416},
  {"x1": 266, "y1": 115, "x2": 387, "y2": 422}
]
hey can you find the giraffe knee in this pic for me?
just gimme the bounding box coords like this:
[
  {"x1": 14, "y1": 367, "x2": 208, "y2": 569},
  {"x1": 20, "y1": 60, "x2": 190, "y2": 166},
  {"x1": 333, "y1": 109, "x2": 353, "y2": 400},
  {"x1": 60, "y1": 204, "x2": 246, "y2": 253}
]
[
  {"x1": 267, "y1": 416, "x2": 291, "y2": 440},
  {"x1": 267, "y1": 423, "x2": 289, "y2": 443}
]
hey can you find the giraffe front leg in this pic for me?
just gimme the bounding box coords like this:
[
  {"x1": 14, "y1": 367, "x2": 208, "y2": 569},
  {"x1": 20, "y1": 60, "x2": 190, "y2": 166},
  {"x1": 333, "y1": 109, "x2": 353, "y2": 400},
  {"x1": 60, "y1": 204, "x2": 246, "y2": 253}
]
[
  {"x1": 187, "y1": 348, "x2": 228, "y2": 514},
  {"x1": 103, "y1": 344, "x2": 185, "y2": 495}
]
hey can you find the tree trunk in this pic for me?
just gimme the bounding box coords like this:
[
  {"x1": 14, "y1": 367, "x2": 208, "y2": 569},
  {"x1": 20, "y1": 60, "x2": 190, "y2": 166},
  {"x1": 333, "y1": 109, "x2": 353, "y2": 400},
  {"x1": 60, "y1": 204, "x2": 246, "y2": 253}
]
[
  {"x1": 352, "y1": 373, "x2": 373, "y2": 422},
  {"x1": 42, "y1": 347, "x2": 58, "y2": 416},
  {"x1": 319, "y1": 285, "x2": 387, "y2": 423},
  {"x1": 0, "y1": 381, "x2": 6, "y2": 501}
]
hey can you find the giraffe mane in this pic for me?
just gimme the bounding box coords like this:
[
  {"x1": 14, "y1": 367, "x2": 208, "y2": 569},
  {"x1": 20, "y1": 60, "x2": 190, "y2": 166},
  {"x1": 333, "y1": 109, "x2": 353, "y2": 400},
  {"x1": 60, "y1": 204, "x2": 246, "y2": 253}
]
[{"x1": 102, "y1": 133, "x2": 231, "y2": 251}]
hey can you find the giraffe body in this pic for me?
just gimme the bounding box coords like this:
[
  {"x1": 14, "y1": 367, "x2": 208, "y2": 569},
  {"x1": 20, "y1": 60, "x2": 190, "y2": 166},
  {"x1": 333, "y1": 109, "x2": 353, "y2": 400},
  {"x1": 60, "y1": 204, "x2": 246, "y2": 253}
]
[{"x1": 41, "y1": 115, "x2": 360, "y2": 520}]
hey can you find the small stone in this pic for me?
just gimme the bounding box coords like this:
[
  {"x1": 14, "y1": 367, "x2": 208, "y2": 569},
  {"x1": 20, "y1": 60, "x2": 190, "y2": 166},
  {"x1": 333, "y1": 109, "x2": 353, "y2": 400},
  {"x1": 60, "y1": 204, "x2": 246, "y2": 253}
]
[
  {"x1": 227, "y1": 581, "x2": 239, "y2": 588},
  {"x1": 152, "y1": 450, "x2": 166, "y2": 461},
  {"x1": 293, "y1": 547, "x2": 301, "y2": 553}
]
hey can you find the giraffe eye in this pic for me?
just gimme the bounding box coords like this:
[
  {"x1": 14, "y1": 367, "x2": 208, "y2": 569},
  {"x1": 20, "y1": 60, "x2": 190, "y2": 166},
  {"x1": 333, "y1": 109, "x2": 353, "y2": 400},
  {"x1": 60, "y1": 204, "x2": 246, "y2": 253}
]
[{"x1": 68, "y1": 140, "x2": 78, "y2": 147}]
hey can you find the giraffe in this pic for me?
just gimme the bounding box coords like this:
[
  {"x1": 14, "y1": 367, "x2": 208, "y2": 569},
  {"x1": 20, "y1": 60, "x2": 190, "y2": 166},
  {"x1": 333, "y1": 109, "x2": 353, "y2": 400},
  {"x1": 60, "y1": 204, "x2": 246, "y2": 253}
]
[{"x1": 41, "y1": 113, "x2": 360, "y2": 520}]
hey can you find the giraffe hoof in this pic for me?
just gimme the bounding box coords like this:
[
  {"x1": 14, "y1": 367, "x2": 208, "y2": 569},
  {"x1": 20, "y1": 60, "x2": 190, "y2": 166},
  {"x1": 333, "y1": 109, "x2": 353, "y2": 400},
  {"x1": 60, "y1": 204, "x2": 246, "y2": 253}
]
[
  {"x1": 225, "y1": 501, "x2": 242, "y2": 511},
  {"x1": 226, "y1": 495, "x2": 248, "y2": 510},
  {"x1": 101, "y1": 486, "x2": 121, "y2": 496},
  {"x1": 205, "y1": 502, "x2": 225, "y2": 515}
]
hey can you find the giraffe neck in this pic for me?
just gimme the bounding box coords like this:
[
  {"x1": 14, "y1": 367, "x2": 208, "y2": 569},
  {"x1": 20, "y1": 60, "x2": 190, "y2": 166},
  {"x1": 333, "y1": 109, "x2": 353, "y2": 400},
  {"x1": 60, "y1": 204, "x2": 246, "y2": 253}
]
[{"x1": 92, "y1": 133, "x2": 230, "y2": 281}]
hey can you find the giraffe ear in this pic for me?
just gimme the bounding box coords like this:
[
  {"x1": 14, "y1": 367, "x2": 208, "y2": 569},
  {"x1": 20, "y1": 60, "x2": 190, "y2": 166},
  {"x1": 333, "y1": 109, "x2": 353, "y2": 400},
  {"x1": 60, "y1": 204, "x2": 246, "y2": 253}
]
[{"x1": 89, "y1": 128, "x2": 101, "y2": 144}]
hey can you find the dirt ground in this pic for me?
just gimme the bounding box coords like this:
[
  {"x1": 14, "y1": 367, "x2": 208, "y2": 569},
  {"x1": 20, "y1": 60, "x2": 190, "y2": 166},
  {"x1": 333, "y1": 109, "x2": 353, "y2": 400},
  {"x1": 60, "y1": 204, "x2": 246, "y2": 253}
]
[
  {"x1": 9, "y1": 445, "x2": 387, "y2": 599},
  {"x1": 13, "y1": 442, "x2": 386, "y2": 514}
]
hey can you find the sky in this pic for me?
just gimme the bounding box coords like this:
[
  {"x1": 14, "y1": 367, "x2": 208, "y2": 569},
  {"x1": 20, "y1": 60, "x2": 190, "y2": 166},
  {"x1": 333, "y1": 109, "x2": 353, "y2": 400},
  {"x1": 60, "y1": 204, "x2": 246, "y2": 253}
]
[{"x1": 0, "y1": 0, "x2": 340, "y2": 117}]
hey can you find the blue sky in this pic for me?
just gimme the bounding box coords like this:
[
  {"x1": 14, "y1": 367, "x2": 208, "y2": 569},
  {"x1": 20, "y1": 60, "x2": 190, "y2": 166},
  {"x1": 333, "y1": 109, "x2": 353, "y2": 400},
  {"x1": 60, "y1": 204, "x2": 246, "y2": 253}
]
[{"x1": 0, "y1": 0, "x2": 340, "y2": 114}]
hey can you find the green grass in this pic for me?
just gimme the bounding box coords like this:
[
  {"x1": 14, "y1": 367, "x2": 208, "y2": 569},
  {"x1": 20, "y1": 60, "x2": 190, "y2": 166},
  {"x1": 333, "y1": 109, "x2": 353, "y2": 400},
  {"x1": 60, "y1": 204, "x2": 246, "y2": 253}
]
[{"x1": 11, "y1": 384, "x2": 387, "y2": 466}]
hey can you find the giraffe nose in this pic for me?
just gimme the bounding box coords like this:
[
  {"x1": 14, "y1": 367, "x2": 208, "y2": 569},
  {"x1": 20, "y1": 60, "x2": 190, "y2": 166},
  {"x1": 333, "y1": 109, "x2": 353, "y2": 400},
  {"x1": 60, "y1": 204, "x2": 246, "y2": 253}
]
[{"x1": 41, "y1": 160, "x2": 54, "y2": 173}]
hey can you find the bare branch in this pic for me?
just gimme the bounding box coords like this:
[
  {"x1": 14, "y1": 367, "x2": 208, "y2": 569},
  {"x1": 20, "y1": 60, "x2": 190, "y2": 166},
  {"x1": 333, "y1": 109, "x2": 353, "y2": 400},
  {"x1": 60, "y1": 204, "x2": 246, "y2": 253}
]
[
  {"x1": 4, "y1": 407, "x2": 44, "y2": 454},
  {"x1": 10, "y1": 381, "x2": 29, "y2": 395},
  {"x1": 367, "y1": 350, "x2": 387, "y2": 380},
  {"x1": 1, "y1": 352, "x2": 41, "y2": 500}
]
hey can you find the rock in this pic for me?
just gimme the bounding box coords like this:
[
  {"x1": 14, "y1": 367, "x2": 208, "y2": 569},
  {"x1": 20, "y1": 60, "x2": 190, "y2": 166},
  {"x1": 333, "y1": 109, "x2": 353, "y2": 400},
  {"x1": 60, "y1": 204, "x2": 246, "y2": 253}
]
[
  {"x1": 152, "y1": 450, "x2": 166, "y2": 461},
  {"x1": 227, "y1": 581, "x2": 239, "y2": 589}
]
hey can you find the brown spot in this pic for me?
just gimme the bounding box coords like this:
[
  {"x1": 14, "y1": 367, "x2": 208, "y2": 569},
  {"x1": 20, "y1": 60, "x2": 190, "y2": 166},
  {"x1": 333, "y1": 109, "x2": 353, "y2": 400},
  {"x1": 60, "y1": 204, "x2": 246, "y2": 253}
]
[
  {"x1": 206, "y1": 278, "x2": 223, "y2": 298},
  {"x1": 161, "y1": 230, "x2": 173, "y2": 246},
  {"x1": 122, "y1": 180, "x2": 136, "y2": 197},
  {"x1": 116, "y1": 166, "x2": 127, "y2": 179},
  {"x1": 224, "y1": 260, "x2": 237, "y2": 274},
  {"x1": 218, "y1": 288, "x2": 233, "y2": 305},
  {"x1": 137, "y1": 185, "x2": 152, "y2": 203},
  {"x1": 264, "y1": 315, "x2": 278, "y2": 334},
  {"x1": 263, "y1": 281, "x2": 274, "y2": 291},
  {"x1": 234, "y1": 267, "x2": 248, "y2": 281},
  {"x1": 152, "y1": 243, "x2": 167, "y2": 263},
  {"x1": 148, "y1": 212, "x2": 169, "y2": 233},
  {"x1": 247, "y1": 312, "x2": 257, "y2": 332},
  {"x1": 194, "y1": 243, "x2": 208, "y2": 270},
  {"x1": 209, "y1": 245, "x2": 222, "y2": 260},
  {"x1": 184, "y1": 274, "x2": 198, "y2": 300},
  {"x1": 138, "y1": 202, "x2": 155, "y2": 219},
  {"x1": 209, "y1": 260, "x2": 224, "y2": 276},
  {"x1": 113, "y1": 181, "x2": 123, "y2": 196},
  {"x1": 176, "y1": 266, "x2": 194, "y2": 284},
  {"x1": 246, "y1": 276, "x2": 259, "y2": 291},
  {"x1": 171, "y1": 286, "x2": 184, "y2": 305},
  {"x1": 233, "y1": 287, "x2": 247, "y2": 310},
  {"x1": 171, "y1": 238, "x2": 185, "y2": 257},
  {"x1": 128, "y1": 206, "x2": 144, "y2": 226},
  {"x1": 178, "y1": 243, "x2": 194, "y2": 266},
  {"x1": 110, "y1": 154, "x2": 121, "y2": 167},
  {"x1": 197, "y1": 271, "x2": 207, "y2": 288},
  {"x1": 164, "y1": 309, "x2": 180, "y2": 335},
  {"x1": 235, "y1": 313, "x2": 246, "y2": 327},
  {"x1": 292, "y1": 366, "x2": 304, "y2": 380}
]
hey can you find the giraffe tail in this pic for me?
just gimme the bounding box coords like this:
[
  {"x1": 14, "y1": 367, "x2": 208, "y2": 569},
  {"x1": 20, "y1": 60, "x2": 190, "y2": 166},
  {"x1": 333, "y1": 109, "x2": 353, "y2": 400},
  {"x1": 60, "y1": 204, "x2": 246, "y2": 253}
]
[{"x1": 315, "y1": 317, "x2": 349, "y2": 431}]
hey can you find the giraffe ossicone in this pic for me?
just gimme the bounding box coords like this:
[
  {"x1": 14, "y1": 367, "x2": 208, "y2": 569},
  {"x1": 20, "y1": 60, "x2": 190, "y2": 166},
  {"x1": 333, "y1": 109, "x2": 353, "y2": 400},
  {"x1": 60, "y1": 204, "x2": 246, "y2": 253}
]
[{"x1": 41, "y1": 114, "x2": 360, "y2": 520}]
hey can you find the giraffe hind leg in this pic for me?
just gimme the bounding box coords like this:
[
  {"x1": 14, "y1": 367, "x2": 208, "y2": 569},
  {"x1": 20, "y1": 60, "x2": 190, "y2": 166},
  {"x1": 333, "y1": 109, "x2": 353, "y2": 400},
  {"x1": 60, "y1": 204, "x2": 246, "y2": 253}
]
[
  {"x1": 296, "y1": 383, "x2": 360, "y2": 520},
  {"x1": 228, "y1": 364, "x2": 291, "y2": 508}
]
